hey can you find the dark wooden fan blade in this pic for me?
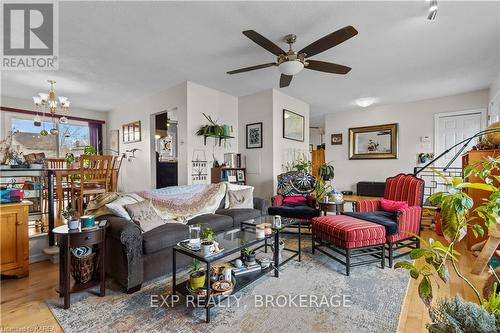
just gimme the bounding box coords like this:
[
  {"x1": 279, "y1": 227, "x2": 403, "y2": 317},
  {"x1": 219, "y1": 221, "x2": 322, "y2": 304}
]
[
  {"x1": 299, "y1": 26, "x2": 358, "y2": 57},
  {"x1": 279, "y1": 74, "x2": 293, "y2": 88},
  {"x1": 242, "y1": 30, "x2": 285, "y2": 56},
  {"x1": 306, "y1": 60, "x2": 351, "y2": 74},
  {"x1": 227, "y1": 62, "x2": 276, "y2": 75}
]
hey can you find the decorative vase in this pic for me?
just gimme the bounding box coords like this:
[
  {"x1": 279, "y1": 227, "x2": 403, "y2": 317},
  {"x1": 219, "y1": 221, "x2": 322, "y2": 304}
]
[
  {"x1": 272, "y1": 240, "x2": 285, "y2": 261},
  {"x1": 189, "y1": 271, "x2": 206, "y2": 290}
]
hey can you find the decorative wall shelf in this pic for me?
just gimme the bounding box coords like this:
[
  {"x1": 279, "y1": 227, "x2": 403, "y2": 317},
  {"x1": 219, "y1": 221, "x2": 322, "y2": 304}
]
[{"x1": 202, "y1": 134, "x2": 234, "y2": 146}]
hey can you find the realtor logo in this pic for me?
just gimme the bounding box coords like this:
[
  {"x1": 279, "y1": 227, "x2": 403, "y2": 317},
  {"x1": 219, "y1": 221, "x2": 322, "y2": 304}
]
[{"x1": 2, "y1": 2, "x2": 58, "y2": 70}]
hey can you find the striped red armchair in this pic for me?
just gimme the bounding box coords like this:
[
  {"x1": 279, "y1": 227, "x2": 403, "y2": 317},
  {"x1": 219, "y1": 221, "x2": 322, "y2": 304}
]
[{"x1": 353, "y1": 174, "x2": 424, "y2": 267}]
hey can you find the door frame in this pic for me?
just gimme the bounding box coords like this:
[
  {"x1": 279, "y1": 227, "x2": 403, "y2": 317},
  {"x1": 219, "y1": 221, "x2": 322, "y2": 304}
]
[{"x1": 433, "y1": 108, "x2": 487, "y2": 155}]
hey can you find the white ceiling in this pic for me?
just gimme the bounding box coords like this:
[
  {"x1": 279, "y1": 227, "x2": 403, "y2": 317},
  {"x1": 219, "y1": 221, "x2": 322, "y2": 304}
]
[{"x1": 2, "y1": 1, "x2": 499, "y2": 125}]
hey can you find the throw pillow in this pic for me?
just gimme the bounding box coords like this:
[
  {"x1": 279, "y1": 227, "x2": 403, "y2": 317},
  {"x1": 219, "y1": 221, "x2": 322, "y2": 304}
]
[
  {"x1": 224, "y1": 183, "x2": 254, "y2": 208},
  {"x1": 84, "y1": 192, "x2": 120, "y2": 217},
  {"x1": 380, "y1": 198, "x2": 408, "y2": 212},
  {"x1": 227, "y1": 188, "x2": 254, "y2": 209},
  {"x1": 124, "y1": 200, "x2": 170, "y2": 232},
  {"x1": 105, "y1": 193, "x2": 144, "y2": 220},
  {"x1": 283, "y1": 196, "x2": 307, "y2": 204}
]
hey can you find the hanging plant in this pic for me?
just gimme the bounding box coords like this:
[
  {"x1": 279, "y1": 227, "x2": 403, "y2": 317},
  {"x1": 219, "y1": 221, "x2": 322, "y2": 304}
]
[{"x1": 196, "y1": 113, "x2": 225, "y2": 137}]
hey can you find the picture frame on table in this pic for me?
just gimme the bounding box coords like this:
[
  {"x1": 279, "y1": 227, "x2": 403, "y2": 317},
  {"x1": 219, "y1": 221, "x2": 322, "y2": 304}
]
[{"x1": 236, "y1": 170, "x2": 245, "y2": 182}]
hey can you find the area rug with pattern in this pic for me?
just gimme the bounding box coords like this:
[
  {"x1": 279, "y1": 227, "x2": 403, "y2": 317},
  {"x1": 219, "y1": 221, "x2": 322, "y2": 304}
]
[{"x1": 47, "y1": 245, "x2": 410, "y2": 333}]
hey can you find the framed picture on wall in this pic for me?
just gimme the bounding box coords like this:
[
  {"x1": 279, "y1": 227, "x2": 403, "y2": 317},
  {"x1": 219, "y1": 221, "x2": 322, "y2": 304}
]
[
  {"x1": 331, "y1": 133, "x2": 342, "y2": 145},
  {"x1": 349, "y1": 123, "x2": 398, "y2": 159},
  {"x1": 283, "y1": 109, "x2": 304, "y2": 142},
  {"x1": 109, "y1": 129, "x2": 120, "y2": 154},
  {"x1": 246, "y1": 122, "x2": 263, "y2": 149},
  {"x1": 122, "y1": 121, "x2": 141, "y2": 143}
]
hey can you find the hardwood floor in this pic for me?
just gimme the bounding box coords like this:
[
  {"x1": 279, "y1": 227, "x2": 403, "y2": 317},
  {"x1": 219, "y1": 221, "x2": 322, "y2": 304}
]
[
  {"x1": 0, "y1": 229, "x2": 490, "y2": 332},
  {"x1": 397, "y1": 229, "x2": 490, "y2": 333}
]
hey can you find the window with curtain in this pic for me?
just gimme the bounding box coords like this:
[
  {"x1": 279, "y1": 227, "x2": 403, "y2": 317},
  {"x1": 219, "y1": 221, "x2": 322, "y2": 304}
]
[{"x1": 11, "y1": 117, "x2": 92, "y2": 157}]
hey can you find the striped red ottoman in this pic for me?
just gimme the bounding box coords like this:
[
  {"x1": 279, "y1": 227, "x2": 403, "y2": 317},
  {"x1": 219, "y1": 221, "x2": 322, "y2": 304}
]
[{"x1": 312, "y1": 215, "x2": 386, "y2": 275}]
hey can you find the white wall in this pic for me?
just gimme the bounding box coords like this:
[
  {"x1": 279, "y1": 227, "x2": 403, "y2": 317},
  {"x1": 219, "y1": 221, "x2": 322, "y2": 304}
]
[
  {"x1": 238, "y1": 89, "x2": 274, "y2": 199},
  {"x1": 324, "y1": 89, "x2": 489, "y2": 192},
  {"x1": 272, "y1": 89, "x2": 310, "y2": 191},
  {"x1": 238, "y1": 89, "x2": 310, "y2": 200},
  {"x1": 489, "y1": 73, "x2": 500, "y2": 102},
  {"x1": 108, "y1": 82, "x2": 188, "y2": 192},
  {"x1": 107, "y1": 81, "x2": 239, "y2": 192},
  {"x1": 186, "y1": 82, "x2": 238, "y2": 183}
]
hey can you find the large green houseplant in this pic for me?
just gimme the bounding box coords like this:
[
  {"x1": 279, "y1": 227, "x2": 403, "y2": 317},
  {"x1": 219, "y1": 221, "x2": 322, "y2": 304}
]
[{"x1": 395, "y1": 156, "x2": 500, "y2": 331}]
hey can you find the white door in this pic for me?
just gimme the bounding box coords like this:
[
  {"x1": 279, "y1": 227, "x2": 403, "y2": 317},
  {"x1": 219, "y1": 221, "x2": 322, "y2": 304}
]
[{"x1": 435, "y1": 111, "x2": 483, "y2": 168}]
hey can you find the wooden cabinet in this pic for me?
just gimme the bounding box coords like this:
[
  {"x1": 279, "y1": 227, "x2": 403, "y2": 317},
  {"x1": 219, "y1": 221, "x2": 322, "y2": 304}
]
[
  {"x1": 462, "y1": 149, "x2": 499, "y2": 249},
  {"x1": 0, "y1": 201, "x2": 31, "y2": 278}
]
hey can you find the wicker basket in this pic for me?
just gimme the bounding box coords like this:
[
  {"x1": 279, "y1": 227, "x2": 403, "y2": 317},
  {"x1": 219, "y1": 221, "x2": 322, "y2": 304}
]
[{"x1": 71, "y1": 252, "x2": 96, "y2": 284}]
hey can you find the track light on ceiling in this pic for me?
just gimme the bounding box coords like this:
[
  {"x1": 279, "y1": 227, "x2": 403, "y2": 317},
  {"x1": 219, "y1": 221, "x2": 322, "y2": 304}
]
[{"x1": 427, "y1": 0, "x2": 438, "y2": 20}]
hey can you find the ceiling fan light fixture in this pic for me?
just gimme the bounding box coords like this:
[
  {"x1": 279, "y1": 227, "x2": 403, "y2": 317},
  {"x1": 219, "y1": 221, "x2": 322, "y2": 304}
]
[
  {"x1": 355, "y1": 98, "x2": 376, "y2": 108},
  {"x1": 278, "y1": 60, "x2": 304, "y2": 76},
  {"x1": 427, "y1": 0, "x2": 438, "y2": 20}
]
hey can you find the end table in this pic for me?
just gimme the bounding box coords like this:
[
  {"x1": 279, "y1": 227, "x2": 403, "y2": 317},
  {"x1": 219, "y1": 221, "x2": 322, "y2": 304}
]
[
  {"x1": 53, "y1": 223, "x2": 108, "y2": 309},
  {"x1": 318, "y1": 201, "x2": 344, "y2": 216}
]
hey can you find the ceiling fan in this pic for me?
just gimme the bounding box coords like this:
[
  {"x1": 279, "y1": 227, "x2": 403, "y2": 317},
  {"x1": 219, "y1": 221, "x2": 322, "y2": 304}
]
[{"x1": 227, "y1": 26, "x2": 358, "y2": 88}]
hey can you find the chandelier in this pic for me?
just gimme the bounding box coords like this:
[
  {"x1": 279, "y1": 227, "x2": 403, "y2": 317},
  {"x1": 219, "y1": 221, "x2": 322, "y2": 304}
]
[{"x1": 32, "y1": 80, "x2": 71, "y2": 136}]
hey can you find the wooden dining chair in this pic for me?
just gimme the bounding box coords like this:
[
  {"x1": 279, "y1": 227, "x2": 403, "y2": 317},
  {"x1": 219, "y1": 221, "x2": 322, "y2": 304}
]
[
  {"x1": 71, "y1": 155, "x2": 113, "y2": 215},
  {"x1": 108, "y1": 154, "x2": 124, "y2": 192},
  {"x1": 44, "y1": 158, "x2": 70, "y2": 215}
]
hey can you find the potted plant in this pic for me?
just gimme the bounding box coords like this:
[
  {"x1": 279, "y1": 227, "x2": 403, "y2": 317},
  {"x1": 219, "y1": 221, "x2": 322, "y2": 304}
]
[
  {"x1": 395, "y1": 156, "x2": 500, "y2": 331},
  {"x1": 196, "y1": 113, "x2": 226, "y2": 137},
  {"x1": 65, "y1": 152, "x2": 75, "y2": 166},
  {"x1": 189, "y1": 259, "x2": 205, "y2": 291},
  {"x1": 83, "y1": 145, "x2": 97, "y2": 155},
  {"x1": 62, "y1": 205, "x2": 79, "y2": 230},
  {"x1": 201, "y1": 226, "x2": 214, "y2": 241},
  {"x1": 318, "y1": 161, "x2": 334, "y2": 181},
  {"x1": 241, "y1": 247, "x2": 256, "y2": 264},
  {"x1": 0, "y1": 130, "x2": 17, "y2": 169}
]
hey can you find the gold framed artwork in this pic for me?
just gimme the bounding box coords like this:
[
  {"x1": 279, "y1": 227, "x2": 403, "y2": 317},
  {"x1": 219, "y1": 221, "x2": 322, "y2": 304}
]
[
  {"x1": 349, "y1": 123, "x2": 398, "y2": 159},
  {"x1": 122, "y1": 121, "x2": 141, "y2": 143},
  {"x1": 109, "y1": 129, "x2": 119, "y2": 154},
  {"x1": 331, "y1": 133, "x2": 342, "y2": 145}
]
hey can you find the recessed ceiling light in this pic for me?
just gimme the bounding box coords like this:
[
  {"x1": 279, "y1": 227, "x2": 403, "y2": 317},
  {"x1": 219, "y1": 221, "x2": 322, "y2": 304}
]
[{"x1": 355, "y1": 98, "x2": 376, "y2": 108}]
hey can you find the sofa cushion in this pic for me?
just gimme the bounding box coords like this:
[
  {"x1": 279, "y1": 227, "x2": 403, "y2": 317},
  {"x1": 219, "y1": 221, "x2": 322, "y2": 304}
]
[
  {"x1": 187, "y1": 214, "x2": 233, "y2": 232},
  {"x1": 380, "y1": 198, "x2": 408, "y2": 212},
  {"x1": 268, "y1": 203, "x2": 319, "y2": 219},
  {"x1": 227, "y1": 188, "x2": 254, "y2": 209},
  {"x1": 216, "y1": 208, "x2": 261, "y2": 226},
  {"x1": 124, "y1": 200, "x2": 173, "y2": 233},
  {"x1": 343, "y1": 211, "x2": 398, "y2": 235},
  {"x1": 142, "y1": 223, "x2": 189, "y2": 254}
]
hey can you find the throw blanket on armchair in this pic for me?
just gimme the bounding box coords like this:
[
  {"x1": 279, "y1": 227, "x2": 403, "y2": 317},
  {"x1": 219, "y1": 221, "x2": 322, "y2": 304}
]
[{"x1": 137, "y1": 183, "x2": 226, "y2": 222}]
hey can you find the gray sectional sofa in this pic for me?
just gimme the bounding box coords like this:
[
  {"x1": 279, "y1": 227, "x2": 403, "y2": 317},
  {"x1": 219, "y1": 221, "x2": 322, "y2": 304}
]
[{"x1": 99, "y1": 197, "x2": 270, "y2": 293}]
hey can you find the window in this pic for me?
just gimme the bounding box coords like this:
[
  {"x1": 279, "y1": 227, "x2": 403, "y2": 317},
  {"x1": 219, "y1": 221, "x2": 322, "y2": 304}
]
[{"x1": 11, "y1": 117, "x2": 90, "y2": 158}]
